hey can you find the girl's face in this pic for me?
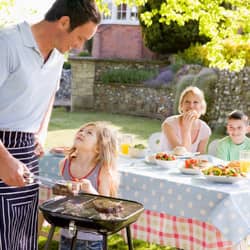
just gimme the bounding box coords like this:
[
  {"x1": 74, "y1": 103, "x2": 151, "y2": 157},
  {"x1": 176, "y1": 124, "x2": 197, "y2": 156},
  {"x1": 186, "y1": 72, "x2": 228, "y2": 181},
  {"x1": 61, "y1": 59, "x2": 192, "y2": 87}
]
[
  {"x1": 181, "y1": 92, "x2": 203, "y2": 115},
  {"x1": 227, "y1": 119, "x2": 248, "y2": 144},
  {"x1": 73, "y1": 125, "x2": 98, "y2": 152}
]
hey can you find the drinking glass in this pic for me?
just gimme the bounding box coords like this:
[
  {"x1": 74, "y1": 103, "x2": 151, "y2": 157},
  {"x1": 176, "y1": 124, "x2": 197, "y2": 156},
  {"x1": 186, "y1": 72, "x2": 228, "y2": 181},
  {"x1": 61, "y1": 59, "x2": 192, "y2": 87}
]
[
  {"x1": 120, "y1": 134, "x2": 133, "y2": 155},
  {"x1": 240, "y1": 150, "x2": 250, "y2": 173}
]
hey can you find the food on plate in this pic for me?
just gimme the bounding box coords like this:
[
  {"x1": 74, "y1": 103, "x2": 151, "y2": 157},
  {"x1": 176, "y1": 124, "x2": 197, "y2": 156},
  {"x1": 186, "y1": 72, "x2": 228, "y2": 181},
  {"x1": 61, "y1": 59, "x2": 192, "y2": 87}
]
[
  {"x1": 93, "y1": 198, "x2": 123, "y2": 214},
  {"x1": 185, "y1": 158, "x2": 211, "y2": 169},
  {"x1": 227, "y1": 160, "x2": 240, "y2": 169},
  {"x1": 128, "y1": 144, "x2": 147, "y2": 158},
  {"x1": 202, "y1": 164, "x2": 246, "y2": 177},
  {"x1": 155, "y1": 152, "x2": 176, "y2": 161},
  {"x1": 173, "y1": 146, "x2": 188, "y2": 156},
  {"x1": 133, "y1": 144, "x2": 146, "y2": 149}
]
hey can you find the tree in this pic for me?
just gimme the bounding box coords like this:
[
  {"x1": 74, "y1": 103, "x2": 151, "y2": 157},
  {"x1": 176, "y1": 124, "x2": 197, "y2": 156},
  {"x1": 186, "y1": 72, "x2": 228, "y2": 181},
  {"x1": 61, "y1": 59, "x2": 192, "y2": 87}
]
[
  {"x1": 139, "y1": 1, "x2": 209, "y2": 54},
  {"x1": 97, "y1": 0, "x2": 249, "y2": 71},
  {"x1": 0, "y1": 0, "x2": 14, "y2": 27}
]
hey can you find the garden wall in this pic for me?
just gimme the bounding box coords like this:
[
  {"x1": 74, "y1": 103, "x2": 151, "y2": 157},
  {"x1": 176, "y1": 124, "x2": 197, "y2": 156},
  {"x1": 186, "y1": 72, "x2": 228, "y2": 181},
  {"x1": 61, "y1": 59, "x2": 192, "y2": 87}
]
[{"x1": 68, "y1": 57, "x2": 250, "y2": 129}]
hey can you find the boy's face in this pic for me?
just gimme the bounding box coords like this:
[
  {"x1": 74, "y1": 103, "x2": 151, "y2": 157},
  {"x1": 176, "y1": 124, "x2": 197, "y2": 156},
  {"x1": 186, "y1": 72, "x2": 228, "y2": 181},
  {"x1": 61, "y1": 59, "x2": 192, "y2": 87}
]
[{"x1": 227, "y1": 119, "x2": 248, "y2": 144}]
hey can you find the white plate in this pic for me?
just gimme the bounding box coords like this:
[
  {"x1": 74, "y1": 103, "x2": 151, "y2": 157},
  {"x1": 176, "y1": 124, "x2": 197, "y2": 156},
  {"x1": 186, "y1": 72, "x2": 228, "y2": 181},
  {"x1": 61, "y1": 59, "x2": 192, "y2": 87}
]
[
  {"x1": 155, "y1": 159, "x2": 180, "y2": 168},
  {"x1": 173, "y1": 152, "x2": 200, "y2": 159},
  {"x1": 144, "y1": 155, "x2": 157, "y2": 165},
  {"x1": 203, "y1": 175, "x2": 246, "y2": 184},
  {"x1": 180, "y1": 167, "x2": 201, "y2": 175}
]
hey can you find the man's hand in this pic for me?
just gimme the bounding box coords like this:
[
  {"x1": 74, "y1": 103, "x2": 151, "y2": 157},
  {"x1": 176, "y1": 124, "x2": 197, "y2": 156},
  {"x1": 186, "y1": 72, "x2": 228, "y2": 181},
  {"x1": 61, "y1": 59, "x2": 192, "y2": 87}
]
[
  {"x1": 34, "y1": 136, "x2": 45, "y2": 158},
  {"x1": 0, "y1": 153, "x2": 30, "y2": 187}
]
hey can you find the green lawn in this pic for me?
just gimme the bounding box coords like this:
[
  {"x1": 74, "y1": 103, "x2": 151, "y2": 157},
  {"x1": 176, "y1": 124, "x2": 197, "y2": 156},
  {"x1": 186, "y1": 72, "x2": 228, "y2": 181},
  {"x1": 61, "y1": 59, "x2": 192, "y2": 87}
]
[{"x1": 45, "y1": 107, "x2": 162, "y2": 150}]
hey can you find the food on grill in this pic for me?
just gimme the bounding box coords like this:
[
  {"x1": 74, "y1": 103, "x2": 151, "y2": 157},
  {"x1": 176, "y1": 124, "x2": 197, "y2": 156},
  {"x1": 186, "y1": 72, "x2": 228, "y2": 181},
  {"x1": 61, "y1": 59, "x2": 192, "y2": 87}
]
[
  {"x1": 93, "y1": 198, "x2": 123, "y2": 214},
  {"x1": 173, "y1": 146, "x2": 188, "y2": 156},
  {"x1": 52, "y1": 181, "x2": 80, "y2": 196}
]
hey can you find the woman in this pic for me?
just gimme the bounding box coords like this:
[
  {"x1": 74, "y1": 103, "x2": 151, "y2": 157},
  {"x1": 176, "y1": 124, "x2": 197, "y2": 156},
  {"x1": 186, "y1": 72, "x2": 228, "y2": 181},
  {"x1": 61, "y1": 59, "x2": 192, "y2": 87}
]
[{"x1": 160, "y1": 86, "x2": 211, "y2": 153}]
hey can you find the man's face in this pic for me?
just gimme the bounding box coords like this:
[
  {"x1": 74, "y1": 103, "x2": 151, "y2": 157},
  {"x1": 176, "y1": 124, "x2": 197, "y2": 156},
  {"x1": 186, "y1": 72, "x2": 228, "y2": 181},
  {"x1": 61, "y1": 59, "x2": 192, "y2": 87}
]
[
  {"x1": 227, "y1": 119, "x2": 248, "y2": 144},
  {"x1": 55, "y1": 18, "x2": 98, "y2": 53}
]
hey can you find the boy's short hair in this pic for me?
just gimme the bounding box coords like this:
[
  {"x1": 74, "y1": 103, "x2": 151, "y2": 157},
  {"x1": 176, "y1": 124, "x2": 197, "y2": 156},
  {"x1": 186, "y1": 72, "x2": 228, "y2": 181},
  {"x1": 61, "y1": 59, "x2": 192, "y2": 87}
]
[
  {"x1": 45, "y1": 0, "x2": 101, "y2": 31},
  {"x1": 227, "y1": 110, "x2": 249, "y2": 125}
]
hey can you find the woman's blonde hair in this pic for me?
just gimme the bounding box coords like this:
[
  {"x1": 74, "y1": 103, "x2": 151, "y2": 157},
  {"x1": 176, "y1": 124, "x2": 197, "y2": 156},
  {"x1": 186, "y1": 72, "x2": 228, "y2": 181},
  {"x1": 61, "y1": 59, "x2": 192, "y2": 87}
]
[
  {"x1": 178, "y1": 86, "x2": 207, "y2": 115},
  {"x1": 67, "y1": 121, "x2": 119, "y2": 197}
]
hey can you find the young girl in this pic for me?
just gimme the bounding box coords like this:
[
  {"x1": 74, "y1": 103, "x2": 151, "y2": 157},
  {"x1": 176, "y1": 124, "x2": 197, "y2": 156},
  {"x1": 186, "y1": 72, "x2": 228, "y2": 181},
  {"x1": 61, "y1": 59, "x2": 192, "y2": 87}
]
[
  {"x1": 160, "y1": 86, "x2": 211, "y2": 153},
  {"x1": 58, "y1": 121, "x2": 119, "y2": 250}
]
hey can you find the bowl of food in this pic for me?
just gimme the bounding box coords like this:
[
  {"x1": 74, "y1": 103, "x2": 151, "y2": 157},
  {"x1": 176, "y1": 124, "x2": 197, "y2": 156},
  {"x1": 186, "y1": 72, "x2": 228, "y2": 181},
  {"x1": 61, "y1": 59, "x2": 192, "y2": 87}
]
[
  {"x1": 180, "y1": 158, "x2": 212, "y2": 175},
  {"x1": 128, "y1": 144, "x2": 147, "y2": 158},
  {"x1": 173, "y1": 146, "x2": 188, "y2": 156},
  {"x1": 201, "y1": 164, "x2": 247, "y2": 183},
  {"x1": 155, "y1": 152, "x2": 179, "y2": 168}
]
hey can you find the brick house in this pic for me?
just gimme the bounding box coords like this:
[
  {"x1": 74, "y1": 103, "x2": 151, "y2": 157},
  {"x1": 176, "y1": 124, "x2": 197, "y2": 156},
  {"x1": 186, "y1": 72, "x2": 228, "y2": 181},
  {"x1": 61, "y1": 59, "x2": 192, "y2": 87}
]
[{"x1": 91, "y1": 1, "x2": 155, "y2": 59}]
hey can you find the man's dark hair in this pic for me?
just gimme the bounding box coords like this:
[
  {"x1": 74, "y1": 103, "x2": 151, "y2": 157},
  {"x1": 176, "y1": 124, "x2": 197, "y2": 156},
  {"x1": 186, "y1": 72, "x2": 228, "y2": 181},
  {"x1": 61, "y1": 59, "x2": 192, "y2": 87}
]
[
  {"x1": 228, "y1": 110, "x2": 249, "y2": 125},
  {"x1": 45, "y1": 0, "x2": 101, "y2": 31}
]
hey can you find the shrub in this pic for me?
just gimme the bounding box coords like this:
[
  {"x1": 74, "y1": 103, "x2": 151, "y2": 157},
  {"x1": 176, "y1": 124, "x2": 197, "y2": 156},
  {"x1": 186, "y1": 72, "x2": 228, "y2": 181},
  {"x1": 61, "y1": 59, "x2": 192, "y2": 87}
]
[
  {"x1": 78, "y1": 51, "x2": 91, "y2": 57},
  {"x1": 100, "y1": 69, "x2": 158, "y2": 85},
  {"x1": 63, "y1": 61, "x2": 71, "y2": 70}
]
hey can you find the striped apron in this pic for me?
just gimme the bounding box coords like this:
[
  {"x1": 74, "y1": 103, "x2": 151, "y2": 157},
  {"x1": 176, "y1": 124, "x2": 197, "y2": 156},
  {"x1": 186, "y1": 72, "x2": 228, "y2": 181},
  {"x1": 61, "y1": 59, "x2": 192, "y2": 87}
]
[{"x1": 0, "y1": 131, "x2": 39, "y2": 250}]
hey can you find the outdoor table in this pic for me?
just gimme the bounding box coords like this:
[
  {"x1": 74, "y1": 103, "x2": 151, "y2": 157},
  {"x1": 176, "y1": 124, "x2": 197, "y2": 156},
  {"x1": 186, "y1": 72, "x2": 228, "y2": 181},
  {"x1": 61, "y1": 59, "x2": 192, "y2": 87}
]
[{"x1": 39, "y1": 153, "x2": 250, "y2": 250}]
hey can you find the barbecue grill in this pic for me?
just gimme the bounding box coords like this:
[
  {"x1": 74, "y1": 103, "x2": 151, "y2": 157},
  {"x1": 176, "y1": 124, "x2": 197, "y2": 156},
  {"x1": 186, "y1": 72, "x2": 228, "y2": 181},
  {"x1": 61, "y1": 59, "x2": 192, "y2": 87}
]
[{"x1": 39, "y1": 193, "x2": 144, "y2": 250}]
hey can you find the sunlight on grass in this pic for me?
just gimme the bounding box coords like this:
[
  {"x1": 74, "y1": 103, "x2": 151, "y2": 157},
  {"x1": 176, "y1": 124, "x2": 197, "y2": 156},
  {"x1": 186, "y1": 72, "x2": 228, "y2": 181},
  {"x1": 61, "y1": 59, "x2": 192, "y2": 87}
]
[
  {"x1": 45, "y1": 108, "x2": 161, "y2": 150},
  {"x1": 38, "y1": 233, "x2": 177, "y2": 250}
]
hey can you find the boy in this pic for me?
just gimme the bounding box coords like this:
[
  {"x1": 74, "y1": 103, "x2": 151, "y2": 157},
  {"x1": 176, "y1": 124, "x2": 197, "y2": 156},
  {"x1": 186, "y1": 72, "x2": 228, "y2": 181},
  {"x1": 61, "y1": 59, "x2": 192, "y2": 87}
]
[{"x1": 216, "y1": 110, "x2": 250, "y2": 161}]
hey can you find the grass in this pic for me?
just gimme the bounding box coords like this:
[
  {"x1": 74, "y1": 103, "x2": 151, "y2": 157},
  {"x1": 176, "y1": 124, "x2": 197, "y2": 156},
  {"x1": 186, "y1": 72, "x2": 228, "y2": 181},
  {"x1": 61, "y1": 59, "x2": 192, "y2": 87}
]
[
  {"x1": 38, "y1": 233, "x2": 178, "y2": 250},
  {"x1": 45, "y1": 107, "x2": 162, "y2": 150}
]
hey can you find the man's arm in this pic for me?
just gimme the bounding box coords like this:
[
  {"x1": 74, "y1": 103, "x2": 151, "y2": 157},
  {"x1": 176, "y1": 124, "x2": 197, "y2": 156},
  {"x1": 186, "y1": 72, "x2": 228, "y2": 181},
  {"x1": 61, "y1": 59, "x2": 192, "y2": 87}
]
[{"x1": 34, "y1": 93, "x2": 55, "y2": 157}]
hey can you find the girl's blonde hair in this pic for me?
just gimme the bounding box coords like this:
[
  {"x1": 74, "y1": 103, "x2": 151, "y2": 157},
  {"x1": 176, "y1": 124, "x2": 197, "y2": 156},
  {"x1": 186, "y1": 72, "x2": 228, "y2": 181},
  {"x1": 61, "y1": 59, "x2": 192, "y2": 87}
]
[
  {"x1": 178, "y1": 86, "x2": 207, "y2": 115},
  {"x1": 67, "y1": 121, "x2": 119, "y2": 197}
]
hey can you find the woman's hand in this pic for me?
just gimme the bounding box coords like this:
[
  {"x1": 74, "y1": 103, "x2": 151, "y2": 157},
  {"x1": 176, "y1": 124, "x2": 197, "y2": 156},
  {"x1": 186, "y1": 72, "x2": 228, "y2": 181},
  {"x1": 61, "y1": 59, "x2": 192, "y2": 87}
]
[{"x1": 182, "y1": 110, "x2": 199, "y2": 129}]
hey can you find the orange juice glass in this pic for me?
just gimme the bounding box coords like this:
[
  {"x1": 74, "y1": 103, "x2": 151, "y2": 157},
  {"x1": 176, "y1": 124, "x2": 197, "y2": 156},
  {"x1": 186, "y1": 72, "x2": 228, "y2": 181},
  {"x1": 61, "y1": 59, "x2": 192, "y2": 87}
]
[
  {"x1": 119, "y1": 134, "x2": 133, "y2": 155},
  {"x1": 120, "y1": 143, "x2": 130, "y2": 155},
  {"x1": 240, "y1": 150, "x2": 250, "y2": 173}
]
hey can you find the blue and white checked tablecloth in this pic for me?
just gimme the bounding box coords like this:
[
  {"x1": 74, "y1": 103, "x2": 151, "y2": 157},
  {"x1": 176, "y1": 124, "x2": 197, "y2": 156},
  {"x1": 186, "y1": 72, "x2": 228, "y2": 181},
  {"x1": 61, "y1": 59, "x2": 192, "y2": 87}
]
[{"x1": 39, "y1": 153, "x2": 250, "y2": 246}]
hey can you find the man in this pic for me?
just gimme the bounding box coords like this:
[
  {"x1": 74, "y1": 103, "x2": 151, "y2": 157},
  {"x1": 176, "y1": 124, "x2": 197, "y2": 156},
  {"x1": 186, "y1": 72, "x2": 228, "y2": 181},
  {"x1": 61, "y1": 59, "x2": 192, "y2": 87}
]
[{"x1": 0, "y1": 0, "x2": 101, "y2": 249}]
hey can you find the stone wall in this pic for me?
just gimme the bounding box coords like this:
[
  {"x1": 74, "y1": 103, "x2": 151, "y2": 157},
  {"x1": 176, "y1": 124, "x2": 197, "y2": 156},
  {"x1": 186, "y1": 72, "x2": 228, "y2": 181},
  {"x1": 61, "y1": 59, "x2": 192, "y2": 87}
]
[
  {"x1": 211, "y1": 68, "x2": 250, "y2": 128},
  {"x1": 68, "y1": 57, "x2": 250, "y2": 129}
]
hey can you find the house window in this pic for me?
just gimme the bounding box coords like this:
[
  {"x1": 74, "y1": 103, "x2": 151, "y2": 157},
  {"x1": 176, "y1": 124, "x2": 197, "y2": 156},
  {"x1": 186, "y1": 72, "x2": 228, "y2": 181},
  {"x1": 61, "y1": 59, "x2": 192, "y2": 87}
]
[
  {"x1": 129, "y1": 6, "x2": 138, "y2": 21},
  {"x1": 117, "y1": 4, "x2": 127, "y2": 20},
  {"x1": 101, "y1": 1, "x2": 139, "y2": 25}
]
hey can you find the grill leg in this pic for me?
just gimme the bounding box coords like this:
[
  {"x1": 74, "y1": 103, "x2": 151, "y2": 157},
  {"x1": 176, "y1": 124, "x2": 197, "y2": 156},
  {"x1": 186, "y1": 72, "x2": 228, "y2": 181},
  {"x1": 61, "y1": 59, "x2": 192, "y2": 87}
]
[
  {"x1": 103, "y1": 234, "x2": 108, "y2": 250},
  {"x1": 43, "y1": 224, "x2": 56, "y2": 250},
  {"x1": 70, "y1": 229, "x2": 78, "y2": 250},
  {"x1": 126, "y1": 226, "x2": 133, "y2": 250}
]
